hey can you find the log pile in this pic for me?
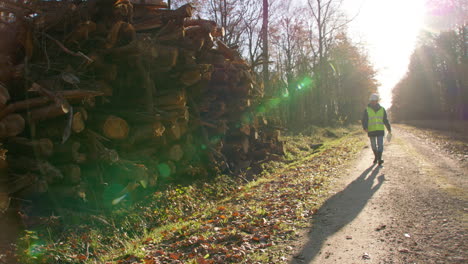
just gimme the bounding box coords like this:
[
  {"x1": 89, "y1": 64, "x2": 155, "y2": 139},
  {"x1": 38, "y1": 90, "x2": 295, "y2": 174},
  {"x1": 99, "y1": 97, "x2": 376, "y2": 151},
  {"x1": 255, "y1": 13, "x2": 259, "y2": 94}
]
[{"x1": 0, "y1": 0, "x2": 284, "y2": 211}]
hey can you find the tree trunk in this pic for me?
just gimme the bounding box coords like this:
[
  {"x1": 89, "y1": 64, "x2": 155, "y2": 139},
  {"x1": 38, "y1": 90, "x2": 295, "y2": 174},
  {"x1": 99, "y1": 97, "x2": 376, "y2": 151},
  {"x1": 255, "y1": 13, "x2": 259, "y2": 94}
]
[{"x1": 262, "y1": 0, "x2": 269, "y2": 92}]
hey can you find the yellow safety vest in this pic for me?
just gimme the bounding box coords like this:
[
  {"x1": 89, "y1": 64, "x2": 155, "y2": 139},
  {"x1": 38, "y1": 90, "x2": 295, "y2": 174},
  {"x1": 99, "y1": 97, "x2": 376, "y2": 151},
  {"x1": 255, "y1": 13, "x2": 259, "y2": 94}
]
[{"x1": 367, "y1": 107, "x2": 385, "y2": 132}]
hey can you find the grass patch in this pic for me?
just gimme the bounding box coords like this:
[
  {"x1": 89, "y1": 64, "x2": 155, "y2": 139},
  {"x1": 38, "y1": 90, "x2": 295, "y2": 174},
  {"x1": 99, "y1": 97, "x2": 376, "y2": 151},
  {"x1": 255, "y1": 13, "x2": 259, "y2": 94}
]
[{"x1": 15, "y1": 126, "x2": 364, "y2": 264}]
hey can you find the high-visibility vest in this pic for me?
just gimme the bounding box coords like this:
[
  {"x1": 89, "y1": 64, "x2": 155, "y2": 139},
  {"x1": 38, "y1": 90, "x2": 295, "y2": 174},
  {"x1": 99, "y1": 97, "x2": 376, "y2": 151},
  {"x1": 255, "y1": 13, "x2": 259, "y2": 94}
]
[{"x1": 367, "y1": 107, "x2": 385, "y2": 132}]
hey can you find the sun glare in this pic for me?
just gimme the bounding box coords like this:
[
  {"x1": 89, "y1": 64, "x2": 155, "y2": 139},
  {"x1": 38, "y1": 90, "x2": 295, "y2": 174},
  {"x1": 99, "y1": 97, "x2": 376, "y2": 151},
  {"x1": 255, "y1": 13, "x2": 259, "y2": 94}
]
[{"x1": 343, "y1": 0, "x2": 427, "y2": 108}]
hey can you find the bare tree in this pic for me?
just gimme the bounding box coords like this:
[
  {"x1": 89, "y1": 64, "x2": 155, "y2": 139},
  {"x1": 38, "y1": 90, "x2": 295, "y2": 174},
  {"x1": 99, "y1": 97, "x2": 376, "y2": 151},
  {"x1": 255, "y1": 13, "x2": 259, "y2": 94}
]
[{"x1": 262, "y1": 0, "x2": 269, "y2": 93}]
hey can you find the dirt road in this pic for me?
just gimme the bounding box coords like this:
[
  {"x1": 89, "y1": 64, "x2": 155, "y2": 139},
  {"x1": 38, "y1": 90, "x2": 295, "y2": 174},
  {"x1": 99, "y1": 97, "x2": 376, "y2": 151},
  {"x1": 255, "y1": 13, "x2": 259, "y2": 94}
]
[{"x1": 291, "y1": 125, "x2": 467, "y2": 264}]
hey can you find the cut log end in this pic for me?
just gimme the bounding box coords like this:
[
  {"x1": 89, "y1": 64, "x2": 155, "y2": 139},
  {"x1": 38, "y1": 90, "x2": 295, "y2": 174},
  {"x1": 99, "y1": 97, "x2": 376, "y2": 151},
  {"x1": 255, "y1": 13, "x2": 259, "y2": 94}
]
[{"x1": 102, "y1": 115, "x2": 129, "y2": 140}]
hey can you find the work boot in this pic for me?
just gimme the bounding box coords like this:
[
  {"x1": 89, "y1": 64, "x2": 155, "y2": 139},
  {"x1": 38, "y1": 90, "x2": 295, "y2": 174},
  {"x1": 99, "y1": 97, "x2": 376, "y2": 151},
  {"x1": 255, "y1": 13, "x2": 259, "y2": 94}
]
[
  {"x1": 378, "y1": 152, "x2": 384, "y2": 166},
  {"x1": 372, "y1": 150, "x2": 378, "y2": 164}
]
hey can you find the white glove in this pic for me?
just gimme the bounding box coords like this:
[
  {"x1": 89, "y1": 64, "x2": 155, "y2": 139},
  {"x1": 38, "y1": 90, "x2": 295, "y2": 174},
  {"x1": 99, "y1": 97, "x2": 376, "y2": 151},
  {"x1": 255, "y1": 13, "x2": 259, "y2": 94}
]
[{"x1": 387, "y1": 133, "x2": 392, "y2": 142}]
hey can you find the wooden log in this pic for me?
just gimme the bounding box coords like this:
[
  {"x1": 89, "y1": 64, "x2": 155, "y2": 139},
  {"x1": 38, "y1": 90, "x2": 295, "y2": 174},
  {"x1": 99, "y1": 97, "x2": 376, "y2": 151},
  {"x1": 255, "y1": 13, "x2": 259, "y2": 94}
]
[
  {"x1": 239, "y1": 124, "x2": 250, "y2": 136},
  {"x1": 0, "y1": 114, "x2": 25, "y2": 138},
  {"x1": 179, "y1": 64, "x2": 214, "y2": 86},
  {"x1": 90, "y1": 59, "x2": 119, "y2": 81},
  {"x1": 166, "y1": 121, "x2": 181, "y2": 141},
  {"x1": 154, "y1": 44, "x2": 178, "y2": 70},
  {"x1": 57, "y1": 164, "x2": 81, "y2": 185},
  {"x1": 9, "y1": 173, "x2": 47, "y2": 195},
  {"x1": 72, "y1": 111, "x2": 86, "y2": 134},
  {"x1": 0, "y1": 55, "x2": 14, "y2": 83},
  {"x1": 210, "y1": 68, "x2": 229, "y2": 83},
  {"x1": 180, "y1": 68, "x2": 201, "y2": 86},
  {"x1": 105, "y1": 21, "x2": 136, "y2": 49},
  {"x1": 48, "y1": 184, "x2": 86, "y2": 201},
  {"x1": 168, "y1": 144, "x2": 183, "y2": 161},
  {"x1": 198, "y1": 50, "x2": 226, "y2": 65},
  {"x1": 166, "y1": 120, "x2": 188, "y2": 141},
  {"x1": 156, "y1": 90, "x2": 186, "y2": 107},
  {"x1": 119, "y1": 145, "x2": 160, "y2": 159},
  {"x1": 29, "y1": 83, "x2": 71, "y2": 115},
  {"x1": 95, "y1": 81, "x2": 114, "y2": 96},
  {"x1": 97, "y1": 146, "x2": 119, "y2": 164},
  {"x1": 28, "y1": 103, "x2": 70, "y2": 123},
  {"x1": 154, "y1": 20, "x2": 185, "y2": 42},
  {"x1": 65, "y1": 21, "x2": 97, "y2": 46},
  {"x1": 158, "y1": 107, "x2": 189, "y2": 122},
  {"x1": 0, "y1": 90, "x2": 104, "y2": 120},
  {"x1": 7, "y1": 157, "x2": 63, "y2": 184},
  {"x1": 216, "y1": 40, "x2": 242, "y2": 62},
  {"x1": 184, "y1": 27, "x2": 207, "y2": 51},
  {"x1": 0, "y1": 158, "x2": 7, "y2": 172},
  {"x1": 5, "y1": 137, "x2": 54, "y2": 158},
  {"x1": 113, "y1": 0, "x2": 134, "y2": 23},
  {"x1": 133, "y1": 4, "x2": 193, "y2": 31},
  {"x1": 132, "y1": 0, "x2": 168, "y2": 8},
  {"x1": 184, "y1": 19, "x2": 224, "y2": 38},
  {"x1": 104, "y1": 39, "x2": 157, "y2": 59},
  {"x1": 53, "y1": 141, "x2": 87, "y2": 164},
  {"x1": 126, "y1": 121, "x2": 165, "y2": 145},
  {"x1": 84, "y1": 130, "x2": 120, "y2": 163},
  {"x1": 99, "y1": 115, "x2": 129, "y2": 140},
  {"x1": 184, "y1": 19, "x2": 216, "y2": 32},
  {"x1": 105, "y1": 160, "x2": 149, "y2": 184},
  {"x1": 0, "y1": 82, "x2": 10, "y2": 109},
  {"x1": 132, "y1": 15, "x2": 162, "y2": 31},
  {"x1": 0, "y1": 192, "x2": 10, "y2": 213},
  {"x1": 152, "y1": 121, "x2": 166, "y2": 137}
]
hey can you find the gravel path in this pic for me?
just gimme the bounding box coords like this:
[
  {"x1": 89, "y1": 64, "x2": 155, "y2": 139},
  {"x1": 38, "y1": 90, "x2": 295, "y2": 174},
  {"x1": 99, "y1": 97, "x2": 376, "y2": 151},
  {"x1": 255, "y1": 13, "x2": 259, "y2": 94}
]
[{"x1": 291, "y1": 125, "x2": 467, "y2": 264}]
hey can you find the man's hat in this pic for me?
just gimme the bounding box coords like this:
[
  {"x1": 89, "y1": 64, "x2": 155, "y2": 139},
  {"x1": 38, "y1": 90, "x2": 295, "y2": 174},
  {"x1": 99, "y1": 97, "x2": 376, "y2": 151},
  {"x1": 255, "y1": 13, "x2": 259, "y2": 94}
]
[{"x1": 369, "y1": 93, "x2": 380, "y2": 101}]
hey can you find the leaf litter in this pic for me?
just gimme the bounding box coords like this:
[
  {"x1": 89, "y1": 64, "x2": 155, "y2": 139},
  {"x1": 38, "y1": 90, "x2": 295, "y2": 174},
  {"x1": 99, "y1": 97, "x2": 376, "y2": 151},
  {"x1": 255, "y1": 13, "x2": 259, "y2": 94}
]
[{"x1": 112, "y1": 133, "x2": 364, "y2": 264}]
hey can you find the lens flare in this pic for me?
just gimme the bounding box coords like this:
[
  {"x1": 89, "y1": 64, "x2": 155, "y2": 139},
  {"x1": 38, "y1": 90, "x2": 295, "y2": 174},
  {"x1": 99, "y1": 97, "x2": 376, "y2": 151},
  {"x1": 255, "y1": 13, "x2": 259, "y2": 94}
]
[
  {"x1": 157, "y1": 163, "x2": 171, "y2": 178},
  {"x1": 26, "y1": 241, "x2": 44, "y2": 259}
]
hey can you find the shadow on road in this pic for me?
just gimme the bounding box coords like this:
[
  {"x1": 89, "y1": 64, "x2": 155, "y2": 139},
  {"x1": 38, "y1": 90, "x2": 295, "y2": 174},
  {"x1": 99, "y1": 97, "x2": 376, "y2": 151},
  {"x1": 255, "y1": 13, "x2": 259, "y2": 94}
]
[{"x1": 291, "y1": 165, "x2": 385, "y2": 263}]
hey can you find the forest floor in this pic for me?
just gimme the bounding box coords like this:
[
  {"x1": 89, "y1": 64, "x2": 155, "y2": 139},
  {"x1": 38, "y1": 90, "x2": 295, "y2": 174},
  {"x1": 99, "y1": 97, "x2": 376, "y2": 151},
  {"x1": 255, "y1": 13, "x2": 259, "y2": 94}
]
[
  {"x1": 289, "y1": 124, "x2": 467, "y2": 264},
  {"x1": 1, "y1": 124, "x2": 466, "y2": 264}
]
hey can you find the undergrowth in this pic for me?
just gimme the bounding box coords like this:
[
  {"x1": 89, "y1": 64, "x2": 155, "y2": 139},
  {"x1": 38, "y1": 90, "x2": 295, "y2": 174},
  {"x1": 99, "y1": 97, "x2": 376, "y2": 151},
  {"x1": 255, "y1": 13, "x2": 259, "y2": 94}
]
[{"x1": 14, "y1": 125, "x2": 363, "y2": 264}]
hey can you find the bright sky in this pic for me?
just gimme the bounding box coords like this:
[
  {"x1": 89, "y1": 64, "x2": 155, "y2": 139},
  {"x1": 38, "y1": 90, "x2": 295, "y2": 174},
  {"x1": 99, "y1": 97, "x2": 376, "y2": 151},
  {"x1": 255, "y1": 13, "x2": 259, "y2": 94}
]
[{"x1": 341, "y1": 0, "x2": 427, "y2": 108}]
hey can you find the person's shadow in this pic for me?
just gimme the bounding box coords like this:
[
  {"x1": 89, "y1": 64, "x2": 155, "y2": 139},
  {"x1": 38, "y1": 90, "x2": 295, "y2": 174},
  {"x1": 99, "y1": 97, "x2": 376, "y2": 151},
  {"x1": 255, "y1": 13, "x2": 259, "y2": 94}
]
[{"x1": 291, "y1": 165, "x2": 385, "y2": 263}]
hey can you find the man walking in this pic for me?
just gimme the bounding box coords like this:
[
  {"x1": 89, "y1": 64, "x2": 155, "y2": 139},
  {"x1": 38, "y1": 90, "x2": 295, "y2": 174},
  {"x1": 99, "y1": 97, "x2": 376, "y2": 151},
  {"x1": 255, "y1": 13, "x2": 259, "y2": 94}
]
[{"x1": 362, "y1": 93, "x2": 392, "y2": 166}]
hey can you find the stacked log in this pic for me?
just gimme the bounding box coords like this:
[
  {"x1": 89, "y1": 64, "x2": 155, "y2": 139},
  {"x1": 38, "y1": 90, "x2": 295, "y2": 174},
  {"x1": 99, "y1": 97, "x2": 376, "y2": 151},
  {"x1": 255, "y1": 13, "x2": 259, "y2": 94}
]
[{"x1": 0, "y1": 0, "x2": 284, "y2": 211}]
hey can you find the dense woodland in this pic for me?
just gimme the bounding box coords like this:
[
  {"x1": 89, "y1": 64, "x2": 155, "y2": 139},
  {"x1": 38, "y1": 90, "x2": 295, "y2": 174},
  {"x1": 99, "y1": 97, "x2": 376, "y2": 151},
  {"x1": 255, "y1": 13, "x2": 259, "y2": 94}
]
[{"x1": 391, "y1": 0, "x2": 467, "y2": 121}]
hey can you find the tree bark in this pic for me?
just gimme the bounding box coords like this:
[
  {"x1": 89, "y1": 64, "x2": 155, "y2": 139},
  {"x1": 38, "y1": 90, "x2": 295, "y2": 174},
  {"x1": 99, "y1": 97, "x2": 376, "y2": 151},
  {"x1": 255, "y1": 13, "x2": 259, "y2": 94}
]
[
  {"x1": 0, "y1": 89, "x2": 104, "y2": 120},
  {"x1": 262, "y1": 0, "x2": 269, "y2": 92}
]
